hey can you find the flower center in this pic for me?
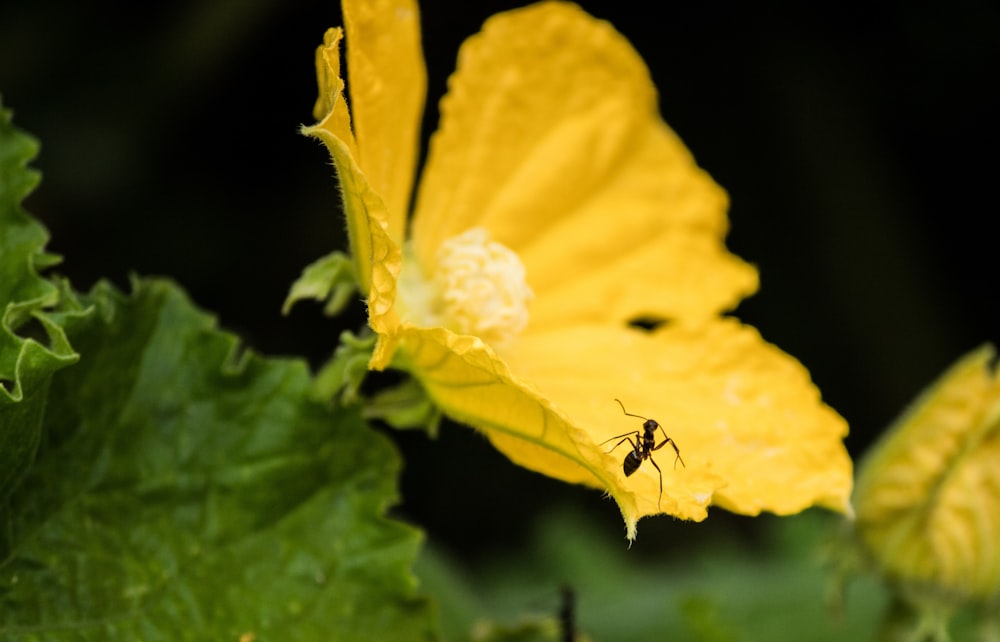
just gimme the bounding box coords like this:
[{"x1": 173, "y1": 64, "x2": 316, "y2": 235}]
[{"x1": 405, "y1": 227, "x2": 533, "y2": 348}]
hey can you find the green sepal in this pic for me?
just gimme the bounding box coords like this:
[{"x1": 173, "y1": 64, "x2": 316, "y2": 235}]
[
  {"x1": 283, "y1": 250, "x2": 358, "y2": 317},
  {"x1": 364, "y1": 377, "x2": 442, "y2": 437},
  {"x1": 312, "y1": 329, "x2": 377, "y2": 404}
]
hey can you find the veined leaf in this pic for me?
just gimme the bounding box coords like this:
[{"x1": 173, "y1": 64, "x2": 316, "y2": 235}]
[
  {"x1": 0, "y1": 104, "x2": 437, "y2": 640},
  {"x1": 1, "y1": 278, "x2": 437, "y2": 640},
  {"x1": 0, "y1": 103, "x2": 79, "y2": 502}
]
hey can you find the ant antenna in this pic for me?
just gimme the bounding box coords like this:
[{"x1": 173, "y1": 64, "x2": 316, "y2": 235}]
[{"x1": 614, "y1": 398, "x2": 648, "y2": 421}]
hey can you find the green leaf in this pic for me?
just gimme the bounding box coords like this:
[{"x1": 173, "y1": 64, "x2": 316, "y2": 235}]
[
  {"x1": 1, "y1": 278, "x2": 438, "y2": 640},
  {"x1": 0, "y1": 103, "x2": 79, "y2": 502}
]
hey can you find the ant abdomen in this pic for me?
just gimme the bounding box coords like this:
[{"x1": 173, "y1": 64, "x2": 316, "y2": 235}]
[{"x1": 623, "y1": 452, "x2": 641, "y2": 477}]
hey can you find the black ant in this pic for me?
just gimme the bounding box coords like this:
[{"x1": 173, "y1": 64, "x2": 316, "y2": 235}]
[{"x1": 601, "y1": 398, "x2": 685, "y2": 510}]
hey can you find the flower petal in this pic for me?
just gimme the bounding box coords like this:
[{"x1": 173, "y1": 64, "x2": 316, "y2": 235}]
[
  {"x1": 401, "y1": 316, "x2": 854, "y2": 537},
  {"x1": 522, "y1": 119, "x2": 758, "y2": 329},
  {"x1": 303, "y1": 27, "x2": 402, "y2": 365},
  {"x1": 342, "y1": 0, "x2": 426, "y2": 243},
  {"x1": 411, "y1": 2, "x2": 649, "y2": 254},
  {"x1": 854, "y1": 344, "x2": 1000, "y2": 600},
  {"x1": 504, "y1": 320, "x2": 853, "y2": 521},
  {"x1": 392, "y1": 323, "x2": 724, "y2": 539},
  {"x1": 411, "y1": 2, "x2": 756, "y2": 325}
]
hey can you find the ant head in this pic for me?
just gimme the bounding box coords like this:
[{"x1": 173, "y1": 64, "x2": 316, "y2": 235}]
[{"x1": 643, "y1": 419, "x2": 659, "y2": 433}]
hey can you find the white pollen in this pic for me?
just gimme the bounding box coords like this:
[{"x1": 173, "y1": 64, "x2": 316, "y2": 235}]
[
  {"x1": 433, "y1": 228, "x2": 533, "y2": 347},
  {"x1": 399, "y1": 227, "x2": 533, "y2": 348}
]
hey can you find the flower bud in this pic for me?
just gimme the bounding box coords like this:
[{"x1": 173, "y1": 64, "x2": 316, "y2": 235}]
[{"x1": 854, "y1": 344, "x2": 1000, "y2": 607}]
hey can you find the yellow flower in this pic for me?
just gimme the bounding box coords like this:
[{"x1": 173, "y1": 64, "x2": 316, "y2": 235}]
[
  {"x1": 854, "y1": 344, "x2": 1000, "y2": 604},
  {"x1": 301, "y1": 0, "x2": 852, "y2": 539}
]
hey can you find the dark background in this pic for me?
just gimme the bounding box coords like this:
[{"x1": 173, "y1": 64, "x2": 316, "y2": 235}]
[{"x1": 3, "y1": 1, "x2": 998, "y2": 560}]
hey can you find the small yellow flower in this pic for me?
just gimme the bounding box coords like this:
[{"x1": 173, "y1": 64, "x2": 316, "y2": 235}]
[
  {"x1": 854, "y1": 344, "x2": 1000, "y2": 604},
  {"x1": 301, "y1": 0, "x2": 852, "y2": 539}
]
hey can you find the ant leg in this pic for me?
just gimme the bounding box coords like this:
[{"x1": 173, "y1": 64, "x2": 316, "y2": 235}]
[
  {"x1": 600, "y1": 432, "x2": 639, "y2": 451},
  {"x1": 653, "y1": 437, "x2": 685, "y2": 469},
  {"x1": 648, "y1": 456, "x2": 663, "y2": 511},
  {"x1": 605, "y1": 436, "x2": 638, "y2": 456}
]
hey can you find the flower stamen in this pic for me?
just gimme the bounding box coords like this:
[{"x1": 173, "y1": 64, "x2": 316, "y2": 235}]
[{"x1": 428, "y1": 227, "x2": 533, "y2": 348}]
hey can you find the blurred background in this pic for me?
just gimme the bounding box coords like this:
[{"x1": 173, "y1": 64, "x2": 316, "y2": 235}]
[{"x1": 3, "y1": 0, "x2": 998, "y2": 637}]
